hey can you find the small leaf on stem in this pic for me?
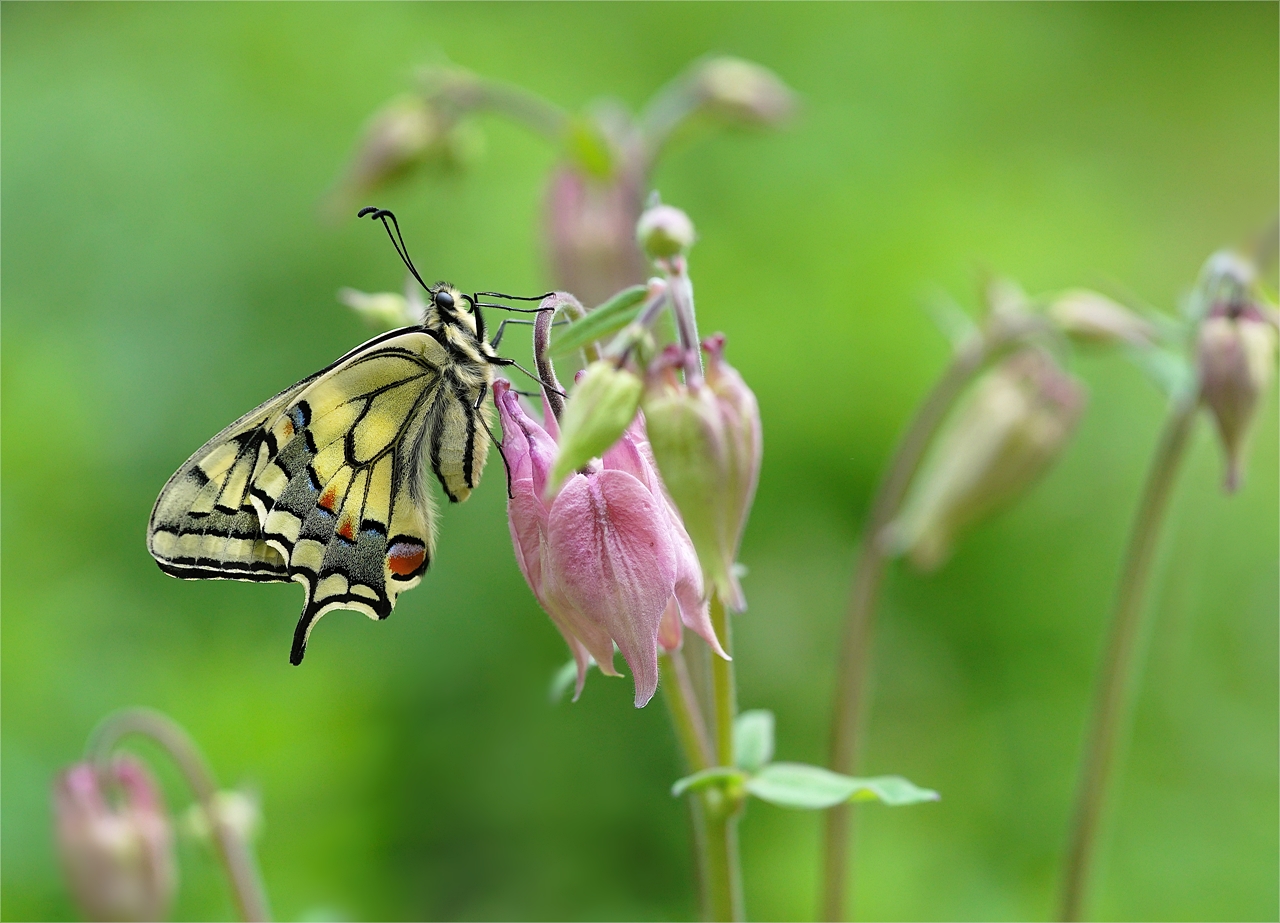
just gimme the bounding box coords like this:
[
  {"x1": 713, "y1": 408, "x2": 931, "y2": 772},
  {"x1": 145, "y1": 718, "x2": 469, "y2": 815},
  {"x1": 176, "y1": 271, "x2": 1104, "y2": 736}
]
[
  {"x1": 671, "y1": 767, "x2": 746, "y2": 798},
  {"x1": 733, "y1": 710, "x2": 775, "y2": 772},
  {"x1": 745, "y1": 763, "x2": 939, "y2": 809},
  {"x1": 550, "y1": 285, "x2": 651, "y2": 358}
]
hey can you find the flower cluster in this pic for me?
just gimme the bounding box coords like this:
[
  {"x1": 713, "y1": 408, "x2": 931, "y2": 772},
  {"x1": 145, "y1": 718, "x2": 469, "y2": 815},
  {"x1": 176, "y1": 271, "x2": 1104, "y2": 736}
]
[
  {"x1": 497, "y1": 381, "x2": 726, "y2": 707},
  {"x1": 498, "y1": 204, "x2": 762, "y2": 707}
]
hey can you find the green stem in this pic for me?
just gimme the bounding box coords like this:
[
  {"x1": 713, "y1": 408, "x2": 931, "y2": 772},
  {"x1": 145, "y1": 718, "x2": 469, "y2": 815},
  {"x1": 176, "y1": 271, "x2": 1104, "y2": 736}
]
[
  {"x1": 1058, "y1": 395, "x2": 1199, "y2": 921},
  {"x1": 820, "y1": 315, "x2": 1046, "y2": 921},
  {"x1": 706, "y1": 594, "x2": 745, "y2": 922},
  {"x1": 662, "y1": 649, "x2": 714, "y2": 773},
  {"x1": 88, "y1": 708, "x2": 271, "y2": 922},
  {"x1": 820, "y1": 336, "x2": 989, "y2": 921},
  {"x1": 661, "y1": 651, "x2": 715, "y2": 920}
]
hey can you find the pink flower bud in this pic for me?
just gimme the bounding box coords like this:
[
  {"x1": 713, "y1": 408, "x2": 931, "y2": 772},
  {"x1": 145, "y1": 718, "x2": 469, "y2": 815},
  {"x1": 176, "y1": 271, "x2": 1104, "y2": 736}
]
[
  {"x1": 641, "y1": 336, "x2": 762, "y2": 611},
  {"x1": 885, "y1": 349, "x2": 1085, "y2": 571},
  {"x1": 544, "y1": 168, "x2": 648, "y2": 307},
  {"x1": 53, "y1": 757, "x2": 177, "y2": 922},
  {"x1": 1194, "y1": 252, "x2": 1278, "y2": 492},
  {"x1": 636, "y1": 204, "x2": 696, "y2": 261},
  {"x1": 496, "y1": 380, "x2": 726, "y2": 707}
]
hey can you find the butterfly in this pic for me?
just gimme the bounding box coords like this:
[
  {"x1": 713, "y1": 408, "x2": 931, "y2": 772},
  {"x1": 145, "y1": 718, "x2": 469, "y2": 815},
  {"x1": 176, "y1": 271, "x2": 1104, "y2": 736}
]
[{"x1": 148, "y1": 208, "x2": 548, "y2": 664}]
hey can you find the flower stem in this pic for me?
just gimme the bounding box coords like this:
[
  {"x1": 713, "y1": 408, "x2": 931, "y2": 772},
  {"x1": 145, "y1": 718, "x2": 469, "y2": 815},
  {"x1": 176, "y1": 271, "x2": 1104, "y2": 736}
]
[
  {"x1": 1058, "y1": 394, "x2": 1199, "y2": 921},
  {"x1": 662, "y1": 650, "x2": 714, "y2": 773},
  {"x1": 661, "y1": 651, "x2": 715, "y2": 920},
  {"x1": 820, "y1": 314, "x2": 1045, "y2": 921},
  {"x1": 88, "y1": 708, "x2": 271, "y2": 922},
  {"x1": 706, "y1": 594, "x2": 745, "y2": 922}
]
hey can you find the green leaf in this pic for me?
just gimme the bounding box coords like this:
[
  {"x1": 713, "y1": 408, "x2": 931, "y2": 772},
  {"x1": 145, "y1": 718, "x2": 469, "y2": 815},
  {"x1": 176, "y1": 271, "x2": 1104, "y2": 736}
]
[
  {"x1": 733, "y1": 710, "x2": 775, "y2": 772},
  {"x1": 1125, "y1": 345, "x2": 1194, "y2": 399},
  {"x1": 744, "y1": 763, "x2": 939, "y2": 810},
  {"x1": 922, "y1": 291, "x2": 980, "y2": 350},
  {"x1": 549, "y1": 285, "x2": 650, "y2": 359},
  {"x1": 671, "y1": 767, "x2": 745, "y2": 798}
]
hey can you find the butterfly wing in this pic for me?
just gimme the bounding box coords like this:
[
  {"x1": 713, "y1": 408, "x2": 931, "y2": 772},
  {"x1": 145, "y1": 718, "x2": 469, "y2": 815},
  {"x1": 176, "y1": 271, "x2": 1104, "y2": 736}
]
[{"x1": 149, "y1": 327, "x2": 491, "y2": 664}]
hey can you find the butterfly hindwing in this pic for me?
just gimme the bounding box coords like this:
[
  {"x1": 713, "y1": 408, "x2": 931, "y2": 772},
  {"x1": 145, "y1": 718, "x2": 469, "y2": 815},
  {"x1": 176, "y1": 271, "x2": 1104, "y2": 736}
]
[
  {"x1": 148, "y1": 324, "x2": 493, "y2": 663},
  {"x1": 148, "y1": 377, "x2": 316, "y2": 583}
]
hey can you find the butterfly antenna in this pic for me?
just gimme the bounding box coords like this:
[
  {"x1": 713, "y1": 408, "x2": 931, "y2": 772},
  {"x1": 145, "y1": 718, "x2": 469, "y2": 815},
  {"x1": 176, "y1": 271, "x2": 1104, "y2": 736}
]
[
  {"x1": 358, "y1": 207, "x2": 431, "y2": 293},
  {"x1": 474, "y1": 290, "x2": 556, "y2": 302}
]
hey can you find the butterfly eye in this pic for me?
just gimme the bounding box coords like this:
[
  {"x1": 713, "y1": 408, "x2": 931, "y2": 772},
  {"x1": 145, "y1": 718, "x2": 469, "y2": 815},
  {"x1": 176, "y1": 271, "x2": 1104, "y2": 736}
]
[{"x1": 434, "y1": 290, "x2": 455, "y2": 311}]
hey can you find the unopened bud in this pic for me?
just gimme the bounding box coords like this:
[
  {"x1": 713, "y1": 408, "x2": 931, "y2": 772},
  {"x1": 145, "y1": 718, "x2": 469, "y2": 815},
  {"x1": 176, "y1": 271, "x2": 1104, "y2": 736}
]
[
  {"x1": 341, "y1": 95, "x2": 444, "y2": 196},
  {"x1": 636, "y1": 204, "x2": 696, "y2": 261},
  {"x1": 548, "y1": 362, "x2": 643, "y2": 493},
  {"x1": 338, "y1": 287, "x2": 420, "y2": 329},
  {"x1": 643, "y1": 336, "x2": 762, "y2": 610},
  {"x1": 53, "y1": 757, "x2": 177, "y2": 922},
  {"x1": 694, "y1": 57, "x2": 796, "y2": 127},
  {"x1": 885, "y1": 349, "x2": 1085, "y2": 571},
  {"x1": 1049, "y1": 290, "x2": 1155, "y2": 347},
  {"x1": 183, "y1": 789, "x2": 262, "y2": 843},
  {"x1": 1194, "y1": 252, "x2": 1277, "y2": 491},
  {"x1": 544, "y1": 168, "x2": 648, "y2": 306}
]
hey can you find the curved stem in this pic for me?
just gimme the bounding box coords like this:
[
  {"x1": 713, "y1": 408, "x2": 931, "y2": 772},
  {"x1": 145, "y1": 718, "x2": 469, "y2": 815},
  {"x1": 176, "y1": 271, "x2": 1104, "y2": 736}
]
[
  {"x1": 434, "y1": 74, "x2": 569, "y2": 144},
  {"x1": 1058, "y1": 395, "x2": 1199, "y2": 921},
  {"x1": 535, "y1": 293, "x2": 580, "y2": 421},
  {"x1": 820, "y1": 315, "x2": 1045, "y2": 921},
  {"x1": 88, "y1": 708, "x2": 271, "y2": 922}
]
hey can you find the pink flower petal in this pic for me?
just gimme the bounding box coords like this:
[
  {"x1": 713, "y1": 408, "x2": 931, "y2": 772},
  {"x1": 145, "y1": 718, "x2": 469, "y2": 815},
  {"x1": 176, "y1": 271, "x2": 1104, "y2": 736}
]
[{"x1": 547, "y1": 469, "x2": 678, "y2": 707}]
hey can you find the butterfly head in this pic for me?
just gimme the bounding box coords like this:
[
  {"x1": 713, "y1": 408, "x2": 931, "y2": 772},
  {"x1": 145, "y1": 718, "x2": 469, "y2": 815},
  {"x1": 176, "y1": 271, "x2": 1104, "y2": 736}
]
[{"x1": 425, "y1": 284, "x2": 482, "y2": 339}]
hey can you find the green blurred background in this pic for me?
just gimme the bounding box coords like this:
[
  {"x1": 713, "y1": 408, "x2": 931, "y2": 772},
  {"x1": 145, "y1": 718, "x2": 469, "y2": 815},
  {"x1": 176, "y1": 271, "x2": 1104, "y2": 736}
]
[{"x1": 3, "y1": 4, "x2": 1276, "y2": 920}]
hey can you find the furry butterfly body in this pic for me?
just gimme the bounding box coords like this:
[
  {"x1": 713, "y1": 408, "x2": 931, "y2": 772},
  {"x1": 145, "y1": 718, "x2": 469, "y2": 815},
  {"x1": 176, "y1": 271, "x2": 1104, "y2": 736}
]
[{"x1": 148, "y1": 283, "x2": 499, "y2": 664}]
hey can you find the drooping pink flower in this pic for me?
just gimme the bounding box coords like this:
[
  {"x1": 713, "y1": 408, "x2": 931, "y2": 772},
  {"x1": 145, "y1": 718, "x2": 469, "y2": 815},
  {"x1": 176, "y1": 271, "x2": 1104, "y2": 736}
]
[
  {"x1": 53, "y1": 757, "x2": 177, "y2": 923},
  {"x1": 495, "y1": 379, "x2": 726, "y2": 707}
]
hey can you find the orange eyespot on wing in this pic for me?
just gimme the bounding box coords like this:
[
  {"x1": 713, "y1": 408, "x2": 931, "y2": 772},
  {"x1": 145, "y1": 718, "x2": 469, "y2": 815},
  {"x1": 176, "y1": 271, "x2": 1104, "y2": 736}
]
[{"x1": 387, "y1": 539, "x2": 428, "y2": 579}]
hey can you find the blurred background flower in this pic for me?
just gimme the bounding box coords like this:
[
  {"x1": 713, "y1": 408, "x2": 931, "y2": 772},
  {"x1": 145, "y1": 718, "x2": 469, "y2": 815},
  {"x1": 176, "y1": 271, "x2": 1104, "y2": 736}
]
[
  {"x1": 3, "y1": 5, "x2": 1275, "y2": 920},
  {"x1": 53, "y1": 758, "x2": 177, "y2": 923}
]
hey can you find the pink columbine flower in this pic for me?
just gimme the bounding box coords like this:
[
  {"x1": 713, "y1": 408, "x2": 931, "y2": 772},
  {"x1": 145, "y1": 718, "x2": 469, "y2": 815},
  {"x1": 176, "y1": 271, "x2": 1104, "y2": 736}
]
[
  {"x1": 53, "y1": 757, "x2": 177, "y2": 923},
  {"x1": 495, "y1": 379, "x2": 727, "y2": 707}
]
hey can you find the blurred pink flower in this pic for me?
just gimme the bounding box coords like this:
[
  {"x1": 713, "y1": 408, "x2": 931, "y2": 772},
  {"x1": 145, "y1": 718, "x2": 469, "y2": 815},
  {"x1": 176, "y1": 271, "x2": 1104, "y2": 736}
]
[
  {"x1": 53, "y1": 757, "x2": 177, "y2": 923},
  {"x1": 495, "y1": 379, "x2": 726, "y2": 707}
]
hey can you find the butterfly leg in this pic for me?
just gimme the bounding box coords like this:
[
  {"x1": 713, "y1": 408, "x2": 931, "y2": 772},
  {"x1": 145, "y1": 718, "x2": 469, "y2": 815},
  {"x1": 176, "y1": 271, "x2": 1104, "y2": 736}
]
[
  {"x1": 487, "y1": 356, "x2": 568, "y2": 399},
  {"x1": 489, "y1": 317, "x2": 568, "y2": 351},
  {"x1": 474, "y1": 382, "x2": 515, "y2": 499}
]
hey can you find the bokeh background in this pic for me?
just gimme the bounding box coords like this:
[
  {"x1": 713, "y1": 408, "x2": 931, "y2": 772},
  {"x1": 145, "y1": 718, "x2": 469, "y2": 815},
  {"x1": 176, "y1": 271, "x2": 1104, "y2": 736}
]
[{"x1": 3, "y1": 4, "x2": 1276, "y2": 921}]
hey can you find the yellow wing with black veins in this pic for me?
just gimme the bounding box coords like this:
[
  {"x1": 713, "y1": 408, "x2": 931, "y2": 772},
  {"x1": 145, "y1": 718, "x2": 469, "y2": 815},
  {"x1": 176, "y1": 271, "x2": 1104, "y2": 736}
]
[{"x1": 148, "y1": 326, "x2": 493, "y2": 664}]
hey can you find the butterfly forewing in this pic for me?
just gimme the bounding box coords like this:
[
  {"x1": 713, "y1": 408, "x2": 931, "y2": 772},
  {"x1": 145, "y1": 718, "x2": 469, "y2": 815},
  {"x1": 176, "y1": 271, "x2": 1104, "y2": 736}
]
[{"x1": 148, "y1": 321, "x2": 494, "y2": 664}]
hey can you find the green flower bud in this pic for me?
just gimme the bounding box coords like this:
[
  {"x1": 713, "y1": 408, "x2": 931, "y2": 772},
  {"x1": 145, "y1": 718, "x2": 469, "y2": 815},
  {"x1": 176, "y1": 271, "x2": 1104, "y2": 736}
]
[
  {"x1": 340, "y1": 95, "x2": 444, "y2": 194},
  {"x1": 1048, "y1": 290, "x2": 1155, "y2": 347},
  {"x1": 337, "y1": 287, "x2": 421, "y2": 330},
  {"x1": 548, "y1": 361, "x2": 644, "y2": 494},
  {"x1": 643, "y1": 336, "x2": 761, "y2": 610},
  {"x1": 885, "y1": 349, "x2": 1085, "y2": 571},
  {"x1": 693, "y1": 57, "x2": 796, "y2": 127},
  {"x1": 636, "y1": 204, "x2": 696, "y2": 261}
]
